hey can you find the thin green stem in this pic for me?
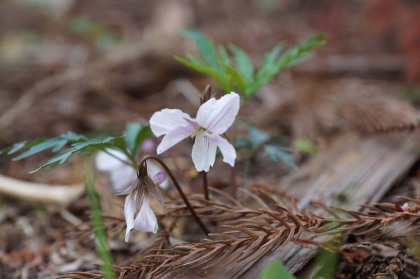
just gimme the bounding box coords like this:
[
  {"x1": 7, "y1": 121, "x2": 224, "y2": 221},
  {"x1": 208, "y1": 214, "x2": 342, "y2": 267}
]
[
  {"x1": 102, "y1": 149, "x2": 134, "y2": 168},
  {"x1": 140, "y1": 155, "x2": 209, "y2": 235}
]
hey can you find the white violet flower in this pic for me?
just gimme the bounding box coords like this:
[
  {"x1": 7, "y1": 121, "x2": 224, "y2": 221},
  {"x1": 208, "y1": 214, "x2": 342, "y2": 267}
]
[
  {"x1": 119, "y1": 169, "x2": 166, "y2": 242},
  {"x1": 150, "y1": 92, "x2": 240, "y2": 172}
]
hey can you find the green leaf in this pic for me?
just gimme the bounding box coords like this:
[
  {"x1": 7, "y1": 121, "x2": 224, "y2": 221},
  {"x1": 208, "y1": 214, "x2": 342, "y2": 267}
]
[
  {"x1": 11, "y1": 132, "x2": 87, "y2": 161},
  {"x1": 249, "y1": 35, "x2": 325, "y2": 97},
  {"x1": 263, "y1": 144, "x2": 295, "y2": 168},
  {"x1": 182, "y1": 30, "x2": 219, "y2": 70},
  {"x1": 31, "y1": 136, "x2": 122, "y2": 173},
  {"x1": 228, "y1": 44, "x2": 254, "y2": 82},
  {"x1": 248, "y1": 126, "x2": 270, "y2": 149},
  {"x1": 313, "y1": 238, "x2": 341, "y2": 279},
  {"x1": 218, "y1": 46, "x2": 231, "y2": 67},
  {"x1": 176, "y1": 30, "x2": 325, "y2": 99},
  {"x1": 1, "y1": 141, "x2": 27, "y2": 155},
  {"x1": 274, "y1": 34, "x2": 326, "y2": 71},
  {"x1": 124, "y1": 123, "x2": 152, "y2": 154},
  {"x1": 235, "y1": 138, "x2": 253, "y2": 150},
  {"x1": 124, "y1": 122, "x2": 142, "y2": 153},
  {"x1": 261, "y1": 260, "x2": 296, "y2": 279},
  {"x1": 293, "y1": 138, "x2": 319, "y2": 154},
  {"x1": 174, "y1": 55, "x2": 226, "y2": 87},
  {"x1": 221, "y1": 64, "x2": 247, "y2": 92},
  {"x1": 257, "y1": 43, "x2": 284, "y2": 77}
]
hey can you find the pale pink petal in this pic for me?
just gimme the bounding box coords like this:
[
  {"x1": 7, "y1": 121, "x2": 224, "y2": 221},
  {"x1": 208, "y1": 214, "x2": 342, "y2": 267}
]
[
  {"x1": 150, "y1": 109, "x2": 195, "y2": 137},
  {"x1": 151, "y1": 171, "x2": 167, "y2": 186},
  {"x1": 147, "y1": 161, "x2": 169, "y2": 189},
  {"x1": 208, "y1": 134, "x2": 236, "y2": 167},
  {"x1": 124, "y1": 190, "x2": 140, "y2": 242},
  {"x1": 156, "y1": 125, "x2": 195, "y2": 154},
  {"x1": 134, "y1": 196, "x2": 158, "y2": 233},
  {"x1": 192, "y1": 131, "x2": 217, "y2": 172},
  {"x1": 196, "y1": 92, "x2": 240, "y2": 134}
]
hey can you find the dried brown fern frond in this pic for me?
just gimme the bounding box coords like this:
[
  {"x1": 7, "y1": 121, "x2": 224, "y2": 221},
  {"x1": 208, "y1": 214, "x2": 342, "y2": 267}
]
[
  {"x1": 162, "y1": 185, "x2": 303, "y2": 224},
  {"x1": 144, "y1": 208, "x2": 320, "y2": 277},
  {"x1": 144, "y1": 195, "x2": 420, "y2": 276},
  {"x1": 57, "y1": 233, "x2": 172, "y2": 279},
  {"x1": 314, "y1": 197, "x2": 420, "y2": 240},
  {"x1": 59, "y1": 189, "x2": 420, "y2": 279}
]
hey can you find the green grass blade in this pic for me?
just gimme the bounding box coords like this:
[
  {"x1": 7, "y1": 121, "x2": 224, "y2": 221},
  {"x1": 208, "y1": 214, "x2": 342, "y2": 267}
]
[{"x1": 85, "y1": 166, "x2": 114, "y2": 279}]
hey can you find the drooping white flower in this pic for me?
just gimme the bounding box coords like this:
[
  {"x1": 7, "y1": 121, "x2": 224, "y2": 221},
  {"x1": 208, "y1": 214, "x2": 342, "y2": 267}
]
[
  {"x1": 122, "y1": 170, "x2": 166, "y2": 242},
  {"x1": 95, "y1": 148, "x2": 168, "y2": 192},
  {"x1": 150, "y1": 92, "x2": 240, "y2": 172}
]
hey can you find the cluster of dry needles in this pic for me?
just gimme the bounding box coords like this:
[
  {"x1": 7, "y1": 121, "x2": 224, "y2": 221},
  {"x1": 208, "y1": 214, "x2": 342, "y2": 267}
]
[{"x1": 59, "y1": 181, "x2": 420, "y2": 279}]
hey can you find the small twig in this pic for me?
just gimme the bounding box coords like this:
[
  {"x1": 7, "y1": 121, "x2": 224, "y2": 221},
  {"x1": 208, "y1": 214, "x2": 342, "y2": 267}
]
[
  {"x1": 0, "y1": 174, "x2": 84, "y2": 206},
  {"x1": 202, "y1": 171, "x2": 209, "y2": 201},
  {"x1": 230, "y1": 165, "x2": 237, "y2": 198},
  {"x1": 140, "y1": 155, "x2": 209, "y2": 235}
]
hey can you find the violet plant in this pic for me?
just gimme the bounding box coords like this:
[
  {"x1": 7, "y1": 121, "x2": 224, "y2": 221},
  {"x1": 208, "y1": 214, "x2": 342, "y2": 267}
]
[
  {"x1": 177, "y1": 31, "x2": 325, "y2": 169},
  {"x1": 176, "y1": 30, "x2": 325, "y2": 99},
  {"x1": 0, "y1": 30, "x2": 325, "y2": 245}
]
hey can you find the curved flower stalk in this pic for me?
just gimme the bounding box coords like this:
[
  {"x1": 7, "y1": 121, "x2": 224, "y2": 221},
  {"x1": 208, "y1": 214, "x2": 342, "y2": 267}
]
[
  {"x1": 119, "y1": 164, "x2": 167, "y2": 242},
  {"x1": 150, "y1": 92, "x2": 240, "y2": 172},
  {"x1": 95, "y1": 146, "x2": 168, "y2": 192}
]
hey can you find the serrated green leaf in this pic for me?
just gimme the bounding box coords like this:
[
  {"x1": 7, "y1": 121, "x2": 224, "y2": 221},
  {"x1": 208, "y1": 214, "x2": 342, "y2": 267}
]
[
  {"x1": 182, "y1": 30, "x2": 219, "y2": 70},
  {"x1": 176, "y1": 30, "x2": 325, "y2": 99},
  {"x1": 256, "y1": 43, "x2": 284, "y2": 78},
  {"x1": 274, "y1": 34, "x2": 326, "y2": 71},
  {"x1": 12, "y1": 132, "x2": 87, "y2": 161},
  {"x1": 30, "y1": 136, "x2": 122, "y2": 172},
  {"x1": 4, "y1": 141, "x2": 27, "y2": 155},
  {"x1": 218, "y1": 46, "x2": 231, "y2": 67},
  {"x1": 246, "y1": 43, "x2": 283, "y2": 97},
  {"x1": 261, "y1": 260, "x2": 296, "y2": 279},
  {"x1": 228, "y1": 44, "x2": 254, "y2": 82},
  {"x1": 221, "y1": 64, "x2": 247, "y2": 92},
  {"x1": 124, "y1": 122, "x2": 142, "y2": 153},
  {"x1": 249, "y1": 35, "x2": 325, "y2": 97},
  {"x1": 263, "y1": 144, "x2": 295, "y2": 168},
  {"x1": 174, "y1": 56, "x2": 223, "y2": 84}
]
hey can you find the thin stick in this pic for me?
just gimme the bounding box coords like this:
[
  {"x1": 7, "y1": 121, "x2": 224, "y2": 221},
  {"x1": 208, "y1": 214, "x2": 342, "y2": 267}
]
[
  {"x1": 230, "y1": 166, "x2": 237, "y2": 198},
  {"x1": 202, "y1": 171, "x2": 209, "y2": 200},
  {"x1": 140, "y1": 155, "x2": 209, "y2": 235}
]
